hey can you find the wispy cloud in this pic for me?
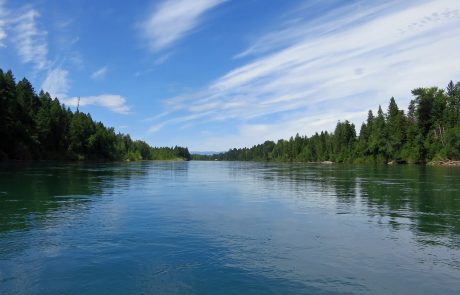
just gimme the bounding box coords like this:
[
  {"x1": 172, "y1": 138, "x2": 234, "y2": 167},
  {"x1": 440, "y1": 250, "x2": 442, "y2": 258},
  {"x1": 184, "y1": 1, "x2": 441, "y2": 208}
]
[
  {"x1": 0, "y1": 0, "x2": 7, "y2": 47},
  {"x1": 152, "y1": 0, "x2": 460, "y2": 150},
  {"x1": 0, "y1": 3, "x2": 130, "y2": 116},
  {"x1": 154, "y1": 53, "x2": 172, "y2": 65},
  {"x1": 63, "y1": 95, "x2": 131, "y2": 115},
  {"x1": 234, "y1": 1, "x2": 394, "y2": 59},
  {"x1": 189, "y1": 111, "x2": 368, "y2": 151},
  {"x1": 12, "y1": 8, "x2": 48, "y2": 70},
  {"x1": 41, "y1": 67, "x2": 69, "y2": 99},
  {"x1": 91, "y1": 66, "x2": 108, "y2": 80},
  {"x1": 142, "y1": 0, "x2": 225, "y2": 51},
  {"x1": 148, "y1": 110, "x2": 214, "y2": 133}
]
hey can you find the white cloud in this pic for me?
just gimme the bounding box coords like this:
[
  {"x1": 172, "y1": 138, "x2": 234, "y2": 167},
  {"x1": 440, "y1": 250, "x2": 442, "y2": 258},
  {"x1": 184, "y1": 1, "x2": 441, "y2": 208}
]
[
  {"x1": 148, "y1": 110, "x2": 213, "y2": 133},
  {"x1": 12, "y1": 8, "x2": 48, "y2": 70},
  {"x1": 234, "y1": 1, "x2": 394, "y2": 59},
  {"x1": 153, "y1": 0, "x2": 460, "y2": 150},
  {"x1": 189, "y1": 111, "x2": 369, "y2": 151},
  {"x1": 1, "y1": 3, "x2": 129, "y2": 116},
  {"x1": 148, "y1": 122, "x2": 167, "y2": 133},
  {"x1": 41, "y1": 68, "x2": 69, "y2": 99},
  {"x1": 154, "y1": 53, "x2": 172, "y2": 65},
  {"x1": 142, "y1": 0, "x2": 224, "y2": 51},
  {"x1": 0, "y1": 0, "x2": 7, "y2": 47},
  {"x1": 41, "y1": 68, "x2": 130, "y2": 115},
  {"x1": 63, "y1": 95, "x2": 131, "y2": 115},
  {"x1": 91, "y1": 66, "x2": 107, "y2": 80}
]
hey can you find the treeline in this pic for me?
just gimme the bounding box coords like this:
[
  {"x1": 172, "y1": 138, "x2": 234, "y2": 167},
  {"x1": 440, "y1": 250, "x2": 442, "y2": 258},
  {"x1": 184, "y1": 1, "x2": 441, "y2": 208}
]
[
  {"x1": 193, "y1": 82, "x2": 460, "y2": 164},
  {"x1": 0, "y1": 69, "x2": 190, "y2": 161}
]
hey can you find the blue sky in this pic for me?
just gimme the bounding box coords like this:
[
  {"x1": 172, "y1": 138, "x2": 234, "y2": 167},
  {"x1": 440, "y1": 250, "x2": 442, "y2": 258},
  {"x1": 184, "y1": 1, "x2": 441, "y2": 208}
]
[{"x1": 1, "y1": 0, "x2": 460, "y2": 151}]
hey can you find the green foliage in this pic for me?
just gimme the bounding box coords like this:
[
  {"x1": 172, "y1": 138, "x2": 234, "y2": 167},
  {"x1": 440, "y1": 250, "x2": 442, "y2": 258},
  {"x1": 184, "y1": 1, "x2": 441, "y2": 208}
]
[
  {"x1": 0, "y1": 68, "x2": 190, "y2": 162},
  {"x1": 445, "y1": 127, "x2": 460, "y2": 159},
  {"x1": 194, "y1": 81, "x2": 460, "y2": 164}
]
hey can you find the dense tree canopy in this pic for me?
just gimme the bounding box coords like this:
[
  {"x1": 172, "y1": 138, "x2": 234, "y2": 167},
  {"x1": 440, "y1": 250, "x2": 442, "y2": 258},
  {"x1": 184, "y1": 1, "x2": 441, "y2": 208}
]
[
  {"x1": 194, "y1": 81, "x2": 460, "y2": 164},
  {"x1": 0, "y1": 69, "x2": 190, "y2": 161}
]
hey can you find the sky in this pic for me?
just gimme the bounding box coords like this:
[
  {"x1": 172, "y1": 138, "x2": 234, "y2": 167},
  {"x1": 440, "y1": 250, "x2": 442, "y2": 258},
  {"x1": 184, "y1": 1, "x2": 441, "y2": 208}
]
[{"x1": 1, "y1": 0, "x2": 460, "y2": 151}]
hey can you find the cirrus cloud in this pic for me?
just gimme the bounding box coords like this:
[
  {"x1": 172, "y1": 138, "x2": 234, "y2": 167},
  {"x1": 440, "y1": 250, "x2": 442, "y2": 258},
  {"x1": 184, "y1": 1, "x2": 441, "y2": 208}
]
[
  {"x1": 0, "y1": 0, "x2": 7, "y2": 47},
  {"x1": 91, "y1": 66, "x2": 108, "y2": 80},
  {"x1": 142, "y1": 0, "x2": 225, "y2": 52},
  {"x1": 41, "y1": 67, "x2": 69, "y2": 99},
  {"x1": 150, "y1": 0, "x2": 460, "y2": 151},
  {"x1": 12, "y1": 8, "x2": 49, "y2": 70}
]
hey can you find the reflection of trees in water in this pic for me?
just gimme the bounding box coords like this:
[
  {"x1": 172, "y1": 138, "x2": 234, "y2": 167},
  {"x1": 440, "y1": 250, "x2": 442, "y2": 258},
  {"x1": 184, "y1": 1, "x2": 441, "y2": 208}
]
[
  {"x1": 0, "y1": 162, "x2": 152, "y2": 233},
  {"x1": 146, "y1": 161, "x2": 189, "y2": 181},
  {"x1": 235, "y1": 162, "x2": 460, "y2": 241},
  {"x1": 360, "y1": 166, "x2": 460, "y2": 242},
  {"x1": 0, "y1": 161, "x2": 189, "y2": 262},
  {"x1": 346, "y1": 166, "x2": 459, "y2": 240},
  {"x1": 1, "y1": 161, "x2": 457, "y2": 243}
]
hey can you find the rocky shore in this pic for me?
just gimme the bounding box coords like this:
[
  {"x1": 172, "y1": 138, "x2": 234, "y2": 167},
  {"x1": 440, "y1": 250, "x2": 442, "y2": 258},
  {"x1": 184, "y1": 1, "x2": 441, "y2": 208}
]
[{"x1": 427, "y1": 160, "x2": 460, "y2": 167}]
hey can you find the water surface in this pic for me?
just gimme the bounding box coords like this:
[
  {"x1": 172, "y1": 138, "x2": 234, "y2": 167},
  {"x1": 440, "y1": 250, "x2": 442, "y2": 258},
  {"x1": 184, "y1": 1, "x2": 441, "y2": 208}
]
[{"x1": 1, "y1": 161, "x2": 459, "y2": 294}]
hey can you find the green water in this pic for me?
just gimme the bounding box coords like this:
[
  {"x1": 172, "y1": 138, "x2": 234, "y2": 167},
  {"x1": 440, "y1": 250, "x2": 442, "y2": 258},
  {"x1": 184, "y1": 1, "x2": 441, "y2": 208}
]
[{"x1": 0, "y1": 161, "x2": 459, "y2": 294}]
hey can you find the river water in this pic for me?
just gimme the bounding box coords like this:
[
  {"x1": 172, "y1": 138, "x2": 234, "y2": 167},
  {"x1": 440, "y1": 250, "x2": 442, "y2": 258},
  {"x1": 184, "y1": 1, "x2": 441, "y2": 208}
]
[{"x1": 0, "y1": 161, "x2": 459, "y2": 294}]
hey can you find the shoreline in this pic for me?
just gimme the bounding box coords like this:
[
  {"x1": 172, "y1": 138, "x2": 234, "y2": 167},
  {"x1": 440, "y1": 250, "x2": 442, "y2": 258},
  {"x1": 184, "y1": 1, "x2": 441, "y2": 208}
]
[
  {"x1": 191, "y1": 159, "x2": 460, "y2": 167},
  {"x1": 427, "y1": 160, "x2": 460, "y2": 167}
]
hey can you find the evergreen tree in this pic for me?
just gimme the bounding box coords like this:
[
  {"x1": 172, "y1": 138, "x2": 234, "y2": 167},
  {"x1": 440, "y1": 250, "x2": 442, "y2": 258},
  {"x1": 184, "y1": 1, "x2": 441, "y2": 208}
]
[
  {"x1": 0, "y1": 68, "x2": 190, "y2": 161},
  {"x1": 195, "y1": 82, "x2": 460, "y2": 164}
]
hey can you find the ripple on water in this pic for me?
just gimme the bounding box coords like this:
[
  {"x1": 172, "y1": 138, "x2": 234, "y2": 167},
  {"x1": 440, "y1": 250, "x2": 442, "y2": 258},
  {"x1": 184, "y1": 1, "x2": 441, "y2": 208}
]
[{"x1": 0, "y1": 162, "x2": 460, "y2": 294}]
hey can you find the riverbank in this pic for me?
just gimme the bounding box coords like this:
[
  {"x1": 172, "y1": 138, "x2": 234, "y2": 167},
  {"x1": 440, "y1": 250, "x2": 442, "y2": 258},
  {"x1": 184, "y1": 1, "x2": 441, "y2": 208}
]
[{"x1": 428, "y1": 160, "x2": 460, "y2": 167}]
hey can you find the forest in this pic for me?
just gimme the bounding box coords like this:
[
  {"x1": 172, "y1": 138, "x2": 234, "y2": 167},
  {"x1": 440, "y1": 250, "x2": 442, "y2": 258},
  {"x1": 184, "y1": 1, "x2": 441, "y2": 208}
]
[
  {"x1": 193, "y1": 81, "x2": 460, "y2": 164},
  {"x1": 0, "y1": 69, "x2": 190, "y2": 161}
]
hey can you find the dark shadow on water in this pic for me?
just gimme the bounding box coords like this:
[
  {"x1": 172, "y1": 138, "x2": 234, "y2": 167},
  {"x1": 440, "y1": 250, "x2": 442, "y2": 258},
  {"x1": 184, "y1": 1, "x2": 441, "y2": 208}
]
[{"x1": 0, "y1": 162, "x2": 142, "y2": 233}]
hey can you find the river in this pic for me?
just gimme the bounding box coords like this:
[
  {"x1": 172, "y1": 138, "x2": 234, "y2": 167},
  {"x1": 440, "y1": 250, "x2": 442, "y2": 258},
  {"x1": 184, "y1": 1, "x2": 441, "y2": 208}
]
[{"x1": 0, "y1": 161, "x2": 459, "y2": 294}]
